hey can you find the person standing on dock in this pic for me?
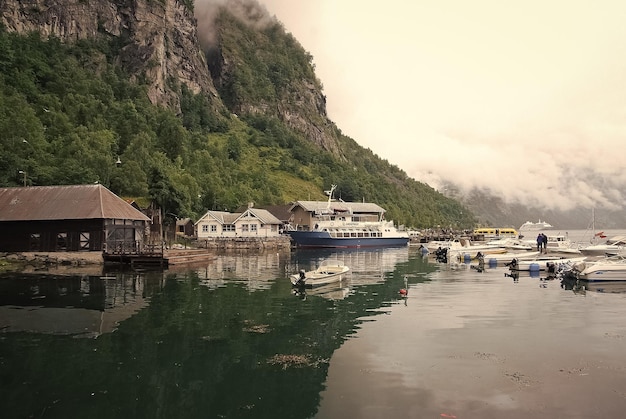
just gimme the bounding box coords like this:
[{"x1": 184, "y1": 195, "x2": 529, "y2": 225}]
[
  {"x1": 536, "y1": 233, "x2": 543, "y2": 252},
  {"x1": 541, "y1": 233, "x2": 548, "y2": 253}
]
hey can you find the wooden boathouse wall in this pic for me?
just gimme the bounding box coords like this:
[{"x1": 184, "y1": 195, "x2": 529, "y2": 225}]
[
  {"x1": 0, "y1": 185, "x2": 151, "y2": 254},
  {"x1": 0, "y1": 219, "x2": 105, "y2": 252}
]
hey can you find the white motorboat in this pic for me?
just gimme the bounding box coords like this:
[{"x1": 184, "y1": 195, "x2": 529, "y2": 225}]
[
  {"x1": 426, "y1": 237, "x2": 506, "y2": 254},
  {"x1": 519, "y1": 220, "x2": 554, "y2": 231},
  {"x1": 577, "y1": 254, "x2": 626, "y2": 281},
  {"x1": 508, "y1": 255, "x2": 587, "y2": 272},
  {"x1": 453, "y1": 250, "x2": 540, "y2": 266},
  {"x1": 485, "y1": 237, "x2": 533, "y2": 251},
  {"x1": 290, "y1": 259, "x2": 350, "y2": 287},
  {"x1": 524, "y1": 234, "x2": 581, "y2": 255},
  {"x1": 579, "y1": 235, "x2": 626, "y2": 257}
]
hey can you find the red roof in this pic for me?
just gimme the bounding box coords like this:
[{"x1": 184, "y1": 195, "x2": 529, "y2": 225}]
[{"x1": 0, "y1": 185, "x2": 150, "y2": 222}]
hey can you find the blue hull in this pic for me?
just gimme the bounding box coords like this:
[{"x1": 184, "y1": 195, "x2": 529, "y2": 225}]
[{"x1": 287, "y1": 231, "x2": 409, "y2": 249}]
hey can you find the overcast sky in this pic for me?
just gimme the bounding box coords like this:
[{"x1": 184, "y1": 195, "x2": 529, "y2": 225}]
[{"x1": 198, "y1": 1, "x2": 626, "y2": 211}]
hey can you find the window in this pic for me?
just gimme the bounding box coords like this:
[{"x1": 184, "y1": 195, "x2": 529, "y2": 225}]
[
  {"x1": 241, "y1": 224, "x2": 249, "y2": 232},
  {"x1": 202, "y1": 225, "x2": 208, "y2": 233},
  {"x1": 210, "y1": 225, "x2": 217, "y2": 232},
  {"x1": 250, "y1": 224, "x2": 257, "y2": 232},
  {"x1": 222, "y1": 225, "x2": 235, "y2": 232}
]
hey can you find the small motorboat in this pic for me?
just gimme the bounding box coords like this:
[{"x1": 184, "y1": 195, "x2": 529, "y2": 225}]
[
  {"x1": 577, "y1": 254, "x2": 626, "y2": 281},
  {"x1": 290, "y1": 259, "x2": 350, "y2": 287},
  {"x1": 507, "y1": 255, "x2": 587, "y2": 272}
]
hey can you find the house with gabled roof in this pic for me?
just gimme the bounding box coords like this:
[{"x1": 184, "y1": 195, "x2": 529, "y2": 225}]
[
  {"x1": 195, "y1": 207, "x2": 282, "y2": 239},
  {"x1": 0, "y1": 184, "x2": 151, "y2": 252}
]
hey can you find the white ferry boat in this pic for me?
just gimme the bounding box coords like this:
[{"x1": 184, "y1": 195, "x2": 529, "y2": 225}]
[{"x1": 285, "y1": 185, "x2": 409, "y2": 249}]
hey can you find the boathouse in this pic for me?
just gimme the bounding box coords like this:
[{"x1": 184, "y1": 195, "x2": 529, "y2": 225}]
[{"x1": 0, "y1": 185, "x2": 151, "y2": 252}]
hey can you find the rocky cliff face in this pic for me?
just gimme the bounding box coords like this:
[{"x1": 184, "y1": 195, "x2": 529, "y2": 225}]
[
  {"x1": 1, "y1": 0, "x2": 343, "y2": 156},
  {"x1": 0, "y1": 0, "x2": 220, "y2": 112}
]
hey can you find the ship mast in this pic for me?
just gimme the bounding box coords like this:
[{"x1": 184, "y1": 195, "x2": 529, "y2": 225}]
[{"x1": 324, "y1": 184, "x2": 337, "y2": 211}]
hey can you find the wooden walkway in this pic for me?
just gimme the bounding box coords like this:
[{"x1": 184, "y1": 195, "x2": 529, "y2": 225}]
[{"x1": 103, "y1": 243, "x2": 167, "y2": 267}]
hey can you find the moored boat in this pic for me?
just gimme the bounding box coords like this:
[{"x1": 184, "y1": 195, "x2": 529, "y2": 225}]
[
  {"x1": 523, "y1": 234, "x2": 581, "y2": 255},
  {"x1": 285, "y1": 185, "x2": 409, "y2": 249},
  {"x1": 579, "y1": 235, "x2": 626, "y2": 257},
  {"x1": 576, "y1": 254, "x2": 626, "y2": 281},
  {"x1": 455, "y1": 250, "x2": 540, "y2": 265},
  {"x1": 290, "y1": 259, "x2": 350, "y2": 287},
  {"x1": 426, "y1": 237, "x2": 505, "y2": 254},
  {"x1": 508, "y1": 255, "x2": 587, "y2": 272}
]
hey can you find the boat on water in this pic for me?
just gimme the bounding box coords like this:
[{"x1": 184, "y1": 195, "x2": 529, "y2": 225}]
[
  {"x1": 522, "y1": 234, "x2": 581, "y2": 255},
  {"x1": 519, "y1": 220, "x2": 554, "y2": 231},
  {"x1": 285, "y1": 185, "x2": 409, "y2": 249},
  {"x1": 576, "y1": 254, "x2": 626, "y2": 281},
  {"x1": 508, "y1": 255, "x2": 587, "y2": 272},
  {"x1": 454, "y1": 250, "x2": 540, "y2": 264},
  {"x1": 290, "y1": 259, "x2": 350, "y2": 287},
  {"x1": 485, "y1": 237, "x2": 533, "y2": 251},
  {"x1": 579, "y1": 235, "x2": 626, "y2": 257},
  {"x1": 426, "y1": 237, "x2": 505, "y2": 254}
]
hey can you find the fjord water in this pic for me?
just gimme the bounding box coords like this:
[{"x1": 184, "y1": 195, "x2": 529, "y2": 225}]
[{"x1": 1, "y1": 231, "x2": 626, "y2": 419}]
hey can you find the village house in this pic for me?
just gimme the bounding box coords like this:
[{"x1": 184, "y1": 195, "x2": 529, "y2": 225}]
[
  {"x1": 175, "y1": 218, "x2": 195, "y2": 237},
  {"x1": 195, "y1": 206, "x2": 283, "y2": 239},
  {"x1": 0, "y1": 184, "x2": 151, "y2": 252}
]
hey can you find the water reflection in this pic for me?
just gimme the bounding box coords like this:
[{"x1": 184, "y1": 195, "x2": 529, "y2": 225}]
[
  {"x1": 5, "y1": 246, "x2": 625, "y2": 418},
  {"x1": 0, "y1": 248, "x2": 428, "y2": 418},
  {"x1": 581, "y1": 281, "x2": 626, "y2": 293},
  {"x1": 0, "y1": 272, "x2": 163, "y2": 337},
  {"x1": 292, "y1": 280, "x2": 352, "y2": 301}
]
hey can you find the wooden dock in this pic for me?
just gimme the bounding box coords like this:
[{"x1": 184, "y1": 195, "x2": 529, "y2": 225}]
[
  {"x1": 103, "y1": 243, "x2": 168, "y2": 267},
  {"x1": 103, "y1": 245, "x2": 218, "y2": 268}
]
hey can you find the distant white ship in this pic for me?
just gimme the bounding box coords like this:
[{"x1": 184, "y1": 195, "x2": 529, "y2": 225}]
[{"x1": 519, "y1": 220, "x2": 554, "y2": 231}]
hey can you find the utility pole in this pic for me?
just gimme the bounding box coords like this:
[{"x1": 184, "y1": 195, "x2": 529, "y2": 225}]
[{"x1": 18, "y1": 170, "x2": 27, "y2": 187}]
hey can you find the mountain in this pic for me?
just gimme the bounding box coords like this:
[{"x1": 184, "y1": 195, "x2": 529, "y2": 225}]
[
  {"x1": 0, "y1": 0, "x2": 475, "y2": 229},
  {"x1": 443, "y1": 183, "x2": 625, "y2": 230}
]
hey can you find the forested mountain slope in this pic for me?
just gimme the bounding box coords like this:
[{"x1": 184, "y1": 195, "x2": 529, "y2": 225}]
[{"x1": 0, "y1": 0, "x2": 475, "y2": 229}]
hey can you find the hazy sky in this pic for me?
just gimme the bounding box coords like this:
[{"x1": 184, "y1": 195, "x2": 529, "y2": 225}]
[{"x1": 199, "y1": 1, "x2": 626, "y2": 211}]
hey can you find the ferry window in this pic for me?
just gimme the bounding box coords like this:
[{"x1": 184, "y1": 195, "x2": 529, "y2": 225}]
[{"x1": 351, "y1": 232, "x2": 357, "y2": 237}]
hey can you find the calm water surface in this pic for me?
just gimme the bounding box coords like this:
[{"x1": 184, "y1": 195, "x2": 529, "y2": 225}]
[{"x1": 2, "y1": 230, "x2": 626, "y2": 419}]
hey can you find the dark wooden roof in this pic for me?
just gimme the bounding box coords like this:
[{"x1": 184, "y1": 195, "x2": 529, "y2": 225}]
[{"x1": 0, "y1": 185, "x2": 150, "y2": 222}]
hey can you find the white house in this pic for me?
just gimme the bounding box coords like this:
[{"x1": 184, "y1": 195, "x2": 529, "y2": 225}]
[{"x1": 195, "y1": 208, "x2": 283, "y2": 239}]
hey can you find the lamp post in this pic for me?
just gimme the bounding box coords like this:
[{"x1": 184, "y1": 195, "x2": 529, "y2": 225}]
[{"x1": 18, "y1": 170, "x2": 27, "y2": 187}]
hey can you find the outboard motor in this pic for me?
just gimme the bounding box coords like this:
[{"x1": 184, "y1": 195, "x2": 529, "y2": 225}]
[
  {"x1": 294, "y1": 270, "x2": 307, "y2": 287},
  {"x1": 435, "y1": 247, "x2": 448, "y2": 263},
  {"x1": 505, "y1": 258, "x2": 518, "y2": 269}
]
